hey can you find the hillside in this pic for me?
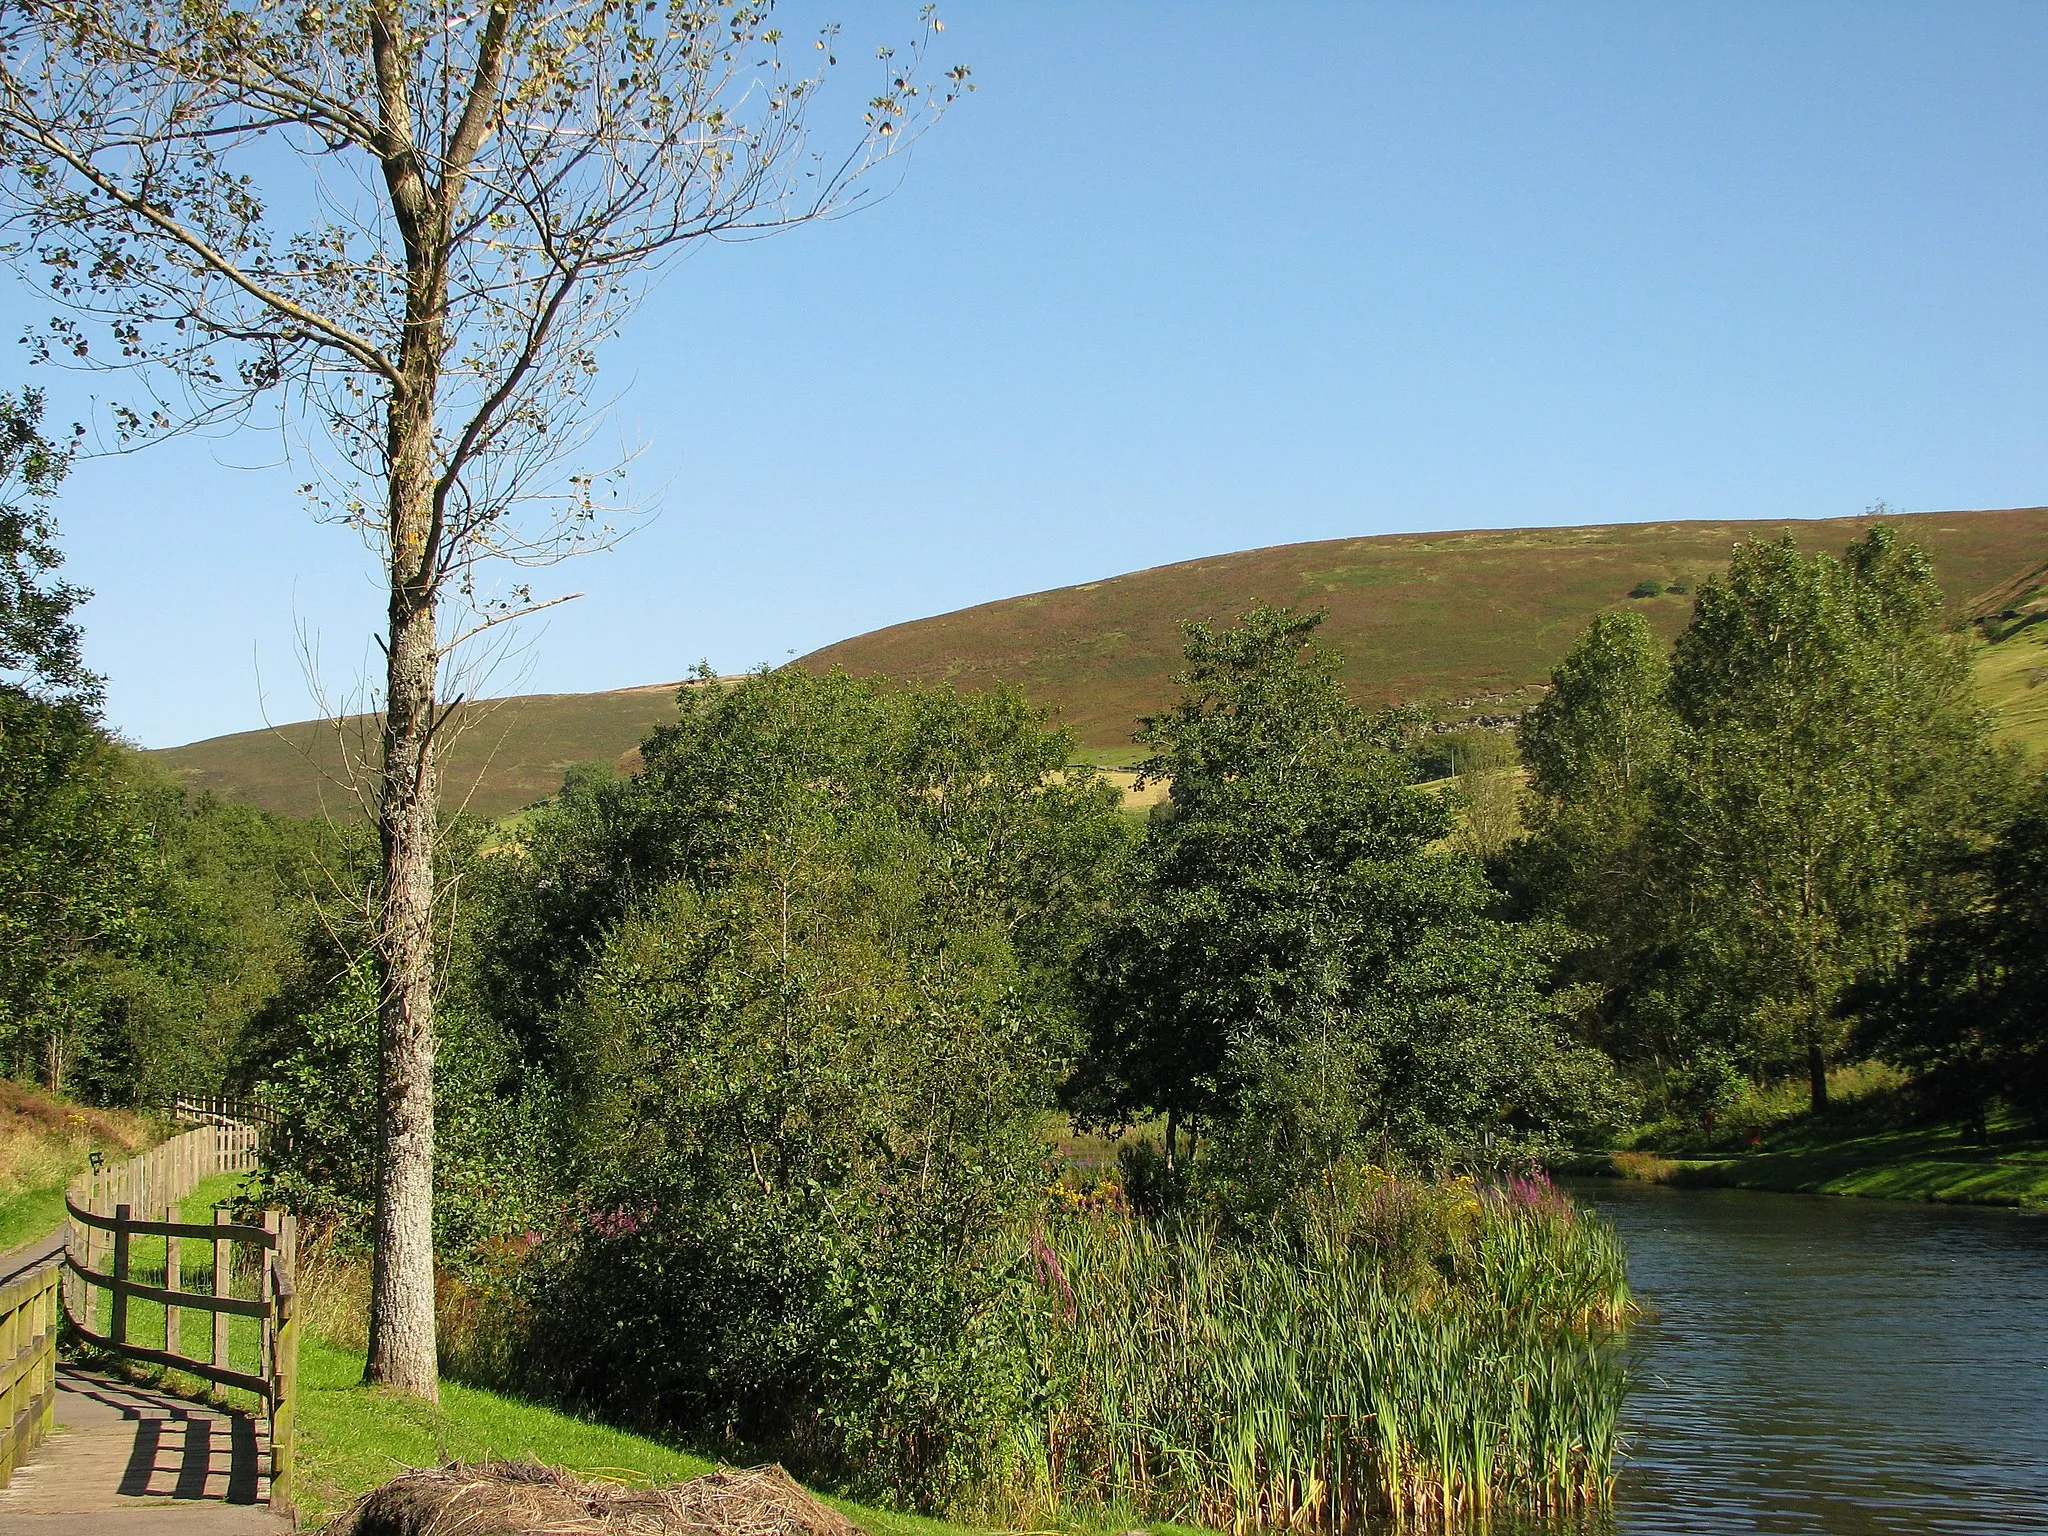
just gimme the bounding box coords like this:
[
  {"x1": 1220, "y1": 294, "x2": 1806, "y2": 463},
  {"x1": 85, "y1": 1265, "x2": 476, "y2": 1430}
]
[
  {"x1": 153, "y1": 507, "x2": 2048, "y2": 816},
  {"x1": 152, "y1": 681, "x2": 687, "y2": 821},
  {"x1": 800, "y1": 507, "x2": 2048, "y2": 749}
]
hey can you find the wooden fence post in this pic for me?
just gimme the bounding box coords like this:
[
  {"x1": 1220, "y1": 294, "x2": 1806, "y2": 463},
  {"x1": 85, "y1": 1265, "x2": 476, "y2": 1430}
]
[
  {"x1": 62, "y1": 1202, "x2": 78, "y2": 1325},
  {"x1": 269, "y1": 1214, "x2": 298, "y2": 1519},
  {"x1": 82, "y1": 1174, "x2": 96, "y2": 1321},
  {"x1": 163, "y1": 1202, "x2": 181, "y2": 1358},
  {"x1": 212, "y1": 1206, "x2": 231, "y2": 1370},
  {"x1": 37, "y1": 1265, "x2": 54, "y2": 1441},
  {"x1": 259, "y1": 1211, "x2": 279, "y2": 1384},
  {"x1": 110, "y1": 1205, "x2": 130, "y2": 1346},
  {"x1": 1, "y1": 1267, "x2": 17, "y2": 1463}
]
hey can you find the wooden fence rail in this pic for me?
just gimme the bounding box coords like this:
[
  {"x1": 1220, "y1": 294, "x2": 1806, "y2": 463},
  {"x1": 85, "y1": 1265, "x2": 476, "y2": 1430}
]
[
  {"x1": 167, "y1": 1093, "x2": 280, "y2": 1132},
  {"x1": 0, "y1": 1231, "x2": 62, "y2": 1487},
  {"x1": 62, "y1": 1119, "x2": 298, "y2": 1516}
]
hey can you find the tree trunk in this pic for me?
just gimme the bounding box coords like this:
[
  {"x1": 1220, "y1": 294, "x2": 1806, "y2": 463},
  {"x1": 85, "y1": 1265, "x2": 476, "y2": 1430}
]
[
  {"x1": 364, "y1": 377, "x2": 442, "y2": 1401},
  {"x1": 1807, "y1": 1036, "x2": 1828, "y2": 1116}
]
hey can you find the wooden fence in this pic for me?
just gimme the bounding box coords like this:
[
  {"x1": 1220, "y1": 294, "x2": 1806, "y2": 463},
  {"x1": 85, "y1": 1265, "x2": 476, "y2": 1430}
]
[
  {"x1": 167, "y1": 1093, "x2": 280, "y2": 1132},
  {"x1": 0, "y1": 1230, "x2": 62, "y2": 1487},
  {"x1": 62, "y1": 1120, "x2": 298, "y2": 1515}
]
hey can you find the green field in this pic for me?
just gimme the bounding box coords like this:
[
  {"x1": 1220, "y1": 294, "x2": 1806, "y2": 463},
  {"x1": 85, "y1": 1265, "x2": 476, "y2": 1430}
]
[
  {"x1": 1559, "y1": 1062, "x2": 2048, "y2": 1210},
  {"x1": 152, "y1": 507, "x2": 2048, "y2": 816},
  {"x1": 1562, "y1": 1117, "x2": 2048, "y2": 1208},
  {"x1": 1975, "y1": 617, "x2": 2048, "y2": 757},
  {"x1": 0, "y1": 1084, "x2": 155, "y2": 1254}
]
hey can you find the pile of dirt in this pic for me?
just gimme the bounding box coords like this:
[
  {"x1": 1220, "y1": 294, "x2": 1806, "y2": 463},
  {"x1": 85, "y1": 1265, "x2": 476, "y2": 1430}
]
[{"x1": 319, "y1": 1461, "x2": 870, "y2": 1536}]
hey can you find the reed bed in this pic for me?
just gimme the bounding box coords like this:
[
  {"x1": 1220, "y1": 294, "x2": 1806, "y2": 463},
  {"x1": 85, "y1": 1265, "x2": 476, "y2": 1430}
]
[{"x1": 1009, "y1": 1171, "x2": 1630, "y2": 1532}]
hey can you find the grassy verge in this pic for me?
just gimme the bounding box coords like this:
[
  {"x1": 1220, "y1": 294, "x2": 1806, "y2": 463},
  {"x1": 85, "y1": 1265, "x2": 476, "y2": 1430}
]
[
  {"x1": 0, "y1": 1181, "x2": 72, "y2": 1254},
  {"x1": 0, "y1": 1083, "x2": 156, "y2": 1254},
  {"x1": 1559, "y1": 1097, "x2": 2048, "y2": 1209},
  {"x1": 99, "y1": 1171, "x2": 978, "y2": 1533},
  {"x1": 290, "y1": 1335, "x2": 981, "y2": 1536}
]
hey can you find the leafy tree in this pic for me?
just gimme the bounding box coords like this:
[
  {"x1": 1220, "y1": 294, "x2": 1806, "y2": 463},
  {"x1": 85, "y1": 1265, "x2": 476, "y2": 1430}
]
[
  {"x1": 0, "y1": 390, "x2": 137, "y2": 1089},
  {"x1": 1656, "y1": 527, "x2": 1996, "y2": 1111},
  {"x1": 0, "y1": 0, "x2": 969, "y2": 1396},
  {"x1": 248, "y1": 948, "x2": 563, "y2": 1262},
  {"x1": 1071, "y1": 604, "x2": 1625, "y2": 1177},
  {"x1": 1519, "y1": 611, "x2": 1672, "y2": 851},
  {"x1": 1509, "y1": 610, "x2": 1674, "y2": 1047},
  {"x1": 102, "y1": 778, "x2": 346, "y2": 1102},
  {"x1": 469, "y1": 667, "x2": 1123, "y2": 1501},
  {"x1": 0, "y1": 389, "x2": 92, "y2": 706},
  {"x1": 1068, "y1": 606, "x2": 1433, "y2": 1153},
  {"x1": 471, "y1": 666, "x2": 1127, "y2": 1063},
  {"x1": 0, "y1": 696, "x2": 146, "y2": 1090},
  {"x1": 1856, "y1": 774, "x2": 2048, "y2": 1133},
  {"x1": 0, "y1": 391, "x2": 341, "y2": 1101},
  {"x1": 1526, "y1": 529, "x2": 2004, "y2": 1112},
  {"x1": 0, "y1": 731, "x2": 350, "y2": 1106},
  {"x1": 551, "y1": 836, "x2": 1048, "y2": 1503}
]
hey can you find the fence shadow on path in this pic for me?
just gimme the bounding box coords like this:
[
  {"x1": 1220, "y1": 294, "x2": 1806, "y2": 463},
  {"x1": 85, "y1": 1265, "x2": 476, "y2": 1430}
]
[
  {"x1": 0, "y1": 1099, "x2": 295, "y2": 1531},
  {"x1": 0, "y1": 1364, "x2": 277, "y2": 1516}
]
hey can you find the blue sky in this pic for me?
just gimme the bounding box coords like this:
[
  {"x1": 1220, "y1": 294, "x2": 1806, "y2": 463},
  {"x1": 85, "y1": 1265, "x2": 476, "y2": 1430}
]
[{"x1": 21, "y1": 2, "x2": 2048, "y2": 747}]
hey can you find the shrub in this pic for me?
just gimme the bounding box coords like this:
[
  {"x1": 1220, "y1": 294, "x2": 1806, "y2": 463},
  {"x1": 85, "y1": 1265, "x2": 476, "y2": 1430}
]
[
  {"x1": 518, "y1": 885, "x2": 1052, "y2": 1507},
  {"x1": 1628, "y1": 579, "x2": 1664, "y2": 599},
  {"x1": 249, "y1": 956, "x2": 563, "y2": 1262},
  {"x1": 473, "y1": 668, "x2": 1127, "y2": 1511}
]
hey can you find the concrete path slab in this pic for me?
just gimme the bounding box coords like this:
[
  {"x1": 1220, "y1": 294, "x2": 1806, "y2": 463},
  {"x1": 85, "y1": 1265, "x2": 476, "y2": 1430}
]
[{"x1": 0, "y1": 1366, "x2": 290, "y2": 1533}]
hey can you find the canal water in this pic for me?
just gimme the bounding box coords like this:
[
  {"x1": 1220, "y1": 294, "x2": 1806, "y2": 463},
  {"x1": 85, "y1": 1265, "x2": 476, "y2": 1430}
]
[{"x1": 1567, "y1": 1178, "x2": 2048, "y2": 1535}]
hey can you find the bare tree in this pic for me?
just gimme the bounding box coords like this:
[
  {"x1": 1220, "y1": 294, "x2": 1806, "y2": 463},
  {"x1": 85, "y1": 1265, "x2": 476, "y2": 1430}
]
[{"x1": 0, "y1": 0, "x2": 967, "y2": 1398}]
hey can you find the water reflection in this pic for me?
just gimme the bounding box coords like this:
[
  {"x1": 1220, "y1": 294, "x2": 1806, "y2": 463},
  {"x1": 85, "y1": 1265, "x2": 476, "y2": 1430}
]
[{"x1": 1554, "y1": 1179, "x2": 2048, "y2": 1535}]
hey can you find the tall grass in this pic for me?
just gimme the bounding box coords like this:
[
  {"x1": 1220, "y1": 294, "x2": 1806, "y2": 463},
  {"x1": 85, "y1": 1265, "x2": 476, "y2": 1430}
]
[
  {"x1": 263, "y1": 1167, "x2": 1631, "y2": 1533},
  {"x1": 0, "y1": 1080, "x2": 153, "y2": 1250},
  {"x1": 1007, "y1": 1170, "x2": 1630, "y2": 1532}
]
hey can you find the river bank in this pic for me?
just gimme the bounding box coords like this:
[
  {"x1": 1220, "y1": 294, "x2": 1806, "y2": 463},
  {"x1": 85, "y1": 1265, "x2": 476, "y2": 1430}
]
[{"x1": 1557, "y1": 1113, "x2": 2048, "y2": 1208}]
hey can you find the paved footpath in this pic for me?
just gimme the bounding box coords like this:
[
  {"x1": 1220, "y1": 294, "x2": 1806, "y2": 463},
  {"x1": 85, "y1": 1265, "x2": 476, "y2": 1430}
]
[{"x1": 0, "y1": 1365, "x2": 291, "y2": 1533}]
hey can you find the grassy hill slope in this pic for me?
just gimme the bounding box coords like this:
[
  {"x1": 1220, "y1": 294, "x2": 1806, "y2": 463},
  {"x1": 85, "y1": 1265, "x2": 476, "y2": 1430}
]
[
  {"x1": 1978, "y1": 619, "x2": 2048, "y2": 756},
  {"x1": 152, "y1": 681, "x2": 687, "y2": 821},
  {"x1": 152, "y1": 507, "x2": 2048, "y2": 816},
  {"x1": 799, "y1": 507, "x2": 2048, "y2": 748},
  {"x1": 1971, "y1": 554, "x2": 2048, "y2": 759}
]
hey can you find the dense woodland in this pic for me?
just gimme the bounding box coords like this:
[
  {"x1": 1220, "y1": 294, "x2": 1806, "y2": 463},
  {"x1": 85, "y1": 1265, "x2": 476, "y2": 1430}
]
[{"x1": 6, "y1": 379, "x2": 2046, "y2": 1512}]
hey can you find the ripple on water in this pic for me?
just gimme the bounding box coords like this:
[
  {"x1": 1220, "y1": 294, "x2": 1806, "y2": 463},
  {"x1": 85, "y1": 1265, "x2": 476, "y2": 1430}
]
[{"x1": 1563, "y1": 1179, "x2": 2048, "y2": 1536}]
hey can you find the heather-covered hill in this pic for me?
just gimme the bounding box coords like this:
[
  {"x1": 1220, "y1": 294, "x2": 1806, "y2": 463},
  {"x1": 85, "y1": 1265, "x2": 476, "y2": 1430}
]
[
  {"x1": 796, "y1": 506, "x2": 2048, "y2": 749},
  {"x1": 153, "y1": 507, "x2": 2048, "y2": 815}
]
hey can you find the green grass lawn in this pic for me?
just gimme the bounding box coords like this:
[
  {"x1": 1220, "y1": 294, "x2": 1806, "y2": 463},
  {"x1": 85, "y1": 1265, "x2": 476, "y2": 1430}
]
[
  {"x1": 1564, "y1": 1110, "x2": 2048, "y2": 1207},
  {"x1": 1975, "y1": 613, "x2": 2048, "y2": 759},
  {"x1": 0, "y1": 1083, "x2": 158, "y2": 1257},
  {"x1": 292, "y1": 1335, "x2": 981, "y2": 1535},
  {"x1": 0, "y1": 1179, "x2": 72, "y2": 1254}
]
